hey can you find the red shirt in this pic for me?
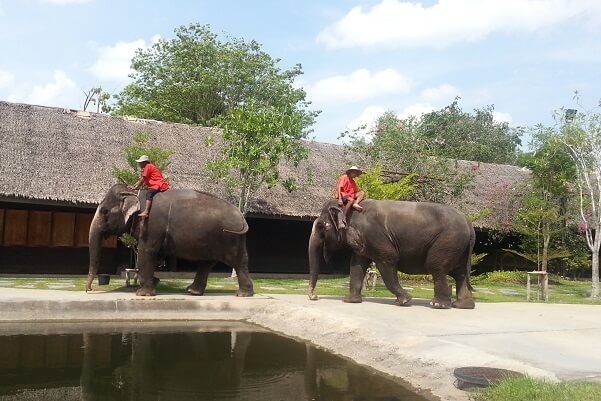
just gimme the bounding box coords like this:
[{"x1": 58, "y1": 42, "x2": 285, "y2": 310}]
[
  {"x1": 142, "y1": 163, "x2": 170, "y2": 191},
  {"x1": 336, "y1": 174, "x2": 359, "y2": 198}
]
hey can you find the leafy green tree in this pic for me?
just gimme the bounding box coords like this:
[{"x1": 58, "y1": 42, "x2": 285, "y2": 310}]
[
  {"x1": 112, "y1": 132, "x2": 174, "y2": 185},
  {"x1": 207, "y1": 99, "x2": 316, "y2": 214},
  {"x1": 112, "y1": 23, "x2": 315, "y2": 127},
  {"x1": 419, "y1": 100, "x2": 522, "y2": 164},
  {"x1": 555, "y1": 103, "x2": 601, "y2": 299},
  {"x1": 354, "y1": 165, "x2": 416, "y2": 201},
  {"x1": 342, "y1": 110, "x2": 476, "y2": 204}
]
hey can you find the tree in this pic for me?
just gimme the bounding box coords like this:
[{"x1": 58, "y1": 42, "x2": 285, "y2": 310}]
[
  {"x1": 342, "y1": 110, "x2": 476, "y2": 204},
  {"x1": 82, "y1": 87, "x2": 112, "y2": 113},
  {"x1": 354, "y1": 165, "x2": 416, "y2": 201},
  {"x1": 112, "y1": 132, "x2": 174, "y2": 186},
  {"x1": 419, "y1": 100, "x2": 522, "y2": 164},
  {"x1": 207, "y1": 99, "x2": 317, "y2": 214},
  {"x1": 516, "y1": 125, "x2": 576, "y2": 277},
  {"x1": 555, "y1": 104, "x2": 601, "y2": 300},
  {"x1": 112, "y1": 23, "x2": 314, "y2": 127}
]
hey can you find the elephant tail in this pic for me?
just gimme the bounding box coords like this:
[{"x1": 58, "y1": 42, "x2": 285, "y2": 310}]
[
  {"x1": 223, "y1": 218, "x2": 249, "y2": 235},
  {"x1": 466, "y1": 219, "x2": 475, "y2": 292}
]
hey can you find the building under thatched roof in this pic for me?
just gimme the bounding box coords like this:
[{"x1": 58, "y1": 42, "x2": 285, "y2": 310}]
[{"x1": 0, "y1": 100, "x2": 532, "y2": 274}]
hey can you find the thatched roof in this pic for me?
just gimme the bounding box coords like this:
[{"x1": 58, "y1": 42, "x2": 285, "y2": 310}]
[{"x1": 0, "y1": 100, "x2": 531, "y2": 225}]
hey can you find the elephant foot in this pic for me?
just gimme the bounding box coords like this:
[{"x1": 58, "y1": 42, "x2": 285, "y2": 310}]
[
  {"x1": 136, "y1": 287, "x2": 157, "y2": 296},
  {"x1": 308, "y1": 289, "x2": 319, "y2": 301},
  {"x1": 452, "y1": 298, "x2": 476, "y2": 309},
  {"x1": 430, "y1": 298, "x2": 452, "y2": 309},
  {"x1": 394, "y1": 294, "x2": 413, "y2": 306},
  {"x1": 152, "y1": 276, "x2": 160, "y2": 288},
  {"x1": 236, "y1": 290, "x2": 254, "y2": 297},
  {"x1": 343, "y1": 294, "x2": 363, "y2": 303},
  {"x1": 186, "y1": 285, "x2": 205, "y2": 296}
]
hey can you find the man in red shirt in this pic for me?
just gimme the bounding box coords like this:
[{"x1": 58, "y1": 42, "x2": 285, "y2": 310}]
[
  {"x1": 336, "y1": 166, "x2": 365, "y2": 227},
  {"x1": 127, "y1": 155, "x2": 170, "y2": 218}
]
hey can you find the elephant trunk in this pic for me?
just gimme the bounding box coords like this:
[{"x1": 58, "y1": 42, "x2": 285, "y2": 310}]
[
  {"x1": 308, "y1": 221, "x2": 323, "y2": 301},
  {"x1": 86, "y1": 208, "x2": 103, "y2": 292}
]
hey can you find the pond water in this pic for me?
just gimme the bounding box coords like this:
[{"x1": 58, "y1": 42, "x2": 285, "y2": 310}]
[{"x1": 0, "y1": 322, "x2": 429, "y2": 401}]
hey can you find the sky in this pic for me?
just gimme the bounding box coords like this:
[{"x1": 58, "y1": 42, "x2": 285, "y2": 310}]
[{"x1": 1, "y1": 0, "x2": 600, "y2": 148}]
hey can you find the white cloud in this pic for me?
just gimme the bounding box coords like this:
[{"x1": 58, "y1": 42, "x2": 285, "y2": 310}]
[
  {"x1": 397, "y1": 103, "x2": 436, "y2": 119},
  {"x1": 306, "y1": 68, "x2": 412, "y2": 105},
  {"x1": 42, "y1": 0, "x2": 93, "y2": 5},
  {"x1": 25, "y1": 70, "x2": 80, "y2": 107},
  {"x1": 317, "y1": 0, "x2": 601, "y2": 49},
  {"x1": 492, "y1": 111, "x2": 512, "y2": 124},
  {"x1": 0, "y1": 69, "x2": 15, "y2": 89},
  {"x1": 420, "y1": 84, "x2": 461, "y2": 104},
  {"x1": 89, "y1": 37, "x2": 159, "y2": 82},
  {"x1": 347, "y1": 105, "x2": 387, "y2": 132}
]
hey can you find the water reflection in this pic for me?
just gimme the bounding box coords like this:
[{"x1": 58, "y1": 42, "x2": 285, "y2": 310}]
[{"x1": 0, "y1": 323, "x2": 427, "y2": 401}]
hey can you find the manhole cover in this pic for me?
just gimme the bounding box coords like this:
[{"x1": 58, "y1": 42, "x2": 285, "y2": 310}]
[{"x1": 454, "y1": 366, "x2": 524, "y2": 388}]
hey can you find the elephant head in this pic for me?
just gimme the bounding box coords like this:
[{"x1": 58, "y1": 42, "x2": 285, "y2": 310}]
[
  {"x1": 86, "y1": 184, "x2": 139, "y2": 291},
  {"x1": 308, "y1": 201, "x2": 346, "y2": 300}
]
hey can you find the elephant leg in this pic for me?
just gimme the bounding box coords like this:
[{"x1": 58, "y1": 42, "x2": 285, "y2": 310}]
[
  {"x1": 377, "y1": 261, "x2": 412, "y2": 306},
  {"x1": 450, "y1": 268, "x2": 475, "y2": 309},
  {"x1": 430, "y1": 270, "x2": 452, "y2": 309},
  {"x1": 227, "y1": 247, "x2": 253, "y2": 297},
  {"x1": 343, "y1": 254, "x2": 370, "y2": 303},
  {"x1": 187, "y1": 261, "x2": 216, "y2": 296},
  {"x1": 135, "y1": 247, "x2": 158, "y2": 296}
]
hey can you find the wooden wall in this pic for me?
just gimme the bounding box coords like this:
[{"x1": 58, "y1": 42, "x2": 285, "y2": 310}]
[{"x1": 0, "y1": 208, "x2": 116, "y2": 248}]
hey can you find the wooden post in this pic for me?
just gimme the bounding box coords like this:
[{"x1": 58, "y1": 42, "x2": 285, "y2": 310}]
[{"x1": 527, "y1": 273, "x2": 531, "y2": 301}]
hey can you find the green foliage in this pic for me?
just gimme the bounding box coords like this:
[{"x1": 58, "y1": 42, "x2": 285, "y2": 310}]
[
  {"x1": 83, "y1": 86, "x2": 112, "y2": 113},
  {"x1": 475, "y1": 376, "x2": 601, "y2": 401},
  {"x1": 112, "y1": 132, "x2": 174, "y2": 185},
  {"x1": 501, "y1": 248, "x2": 572, "y2": 265},
  {"x1": 471, "y1": 271, "x2": 528, "y2": 285},
  {"x1": 472, "y1": 253, "x2": 488, "y2": 266},
  {"x1": 118, "y1": 233, "x2": 138, "y2": 248},
  {"x1": 342, "y1": 109, "x2": 477, "y2": 204},
  {"x1": 419, "y1": 100, "x2": 522, "y2": 164},
  {"x1": 207, "y1": 99, "x2": 315, "y2": 213},
  {"x1": 354, "y1": 165, "x2": 416, "y2": 201},
  {"x1": 113, "y1": 23, "x2": 317, "y2": 127}
]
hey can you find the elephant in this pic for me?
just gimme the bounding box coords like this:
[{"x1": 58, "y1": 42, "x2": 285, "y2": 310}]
[
  {"x1": 87, "y1": 184, "x2": 254, "y2": 297},
  {"x1": 308, "y1": 199, "x2": 475, "y2": 309}
]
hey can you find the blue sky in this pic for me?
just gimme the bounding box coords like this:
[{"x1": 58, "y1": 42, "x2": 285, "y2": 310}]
[{"x1": 1, "y1": 0, "x2": 600, "y2": 148}]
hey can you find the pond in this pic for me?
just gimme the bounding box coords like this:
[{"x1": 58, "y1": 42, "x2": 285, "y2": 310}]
[{"x1": 0, "y1": 321, "x2": 430, "y2": 401}]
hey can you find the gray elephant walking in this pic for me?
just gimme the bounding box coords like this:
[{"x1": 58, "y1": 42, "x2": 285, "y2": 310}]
[
  {"x1": 308, "y1": 199, "x2": 475, "y2": 309},
  {"x1": 87, "y1": 184, "x2": 253, "y2": 297}
]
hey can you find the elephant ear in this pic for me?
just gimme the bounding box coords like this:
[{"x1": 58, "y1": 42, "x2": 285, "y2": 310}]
[{"x1": 122, "y1": 194, "x2": 140, "y2": 225}]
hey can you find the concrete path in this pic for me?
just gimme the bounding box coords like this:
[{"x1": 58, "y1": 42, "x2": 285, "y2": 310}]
[{"x1": 0, "y1": 287, "x2": 600, "y2": 401}]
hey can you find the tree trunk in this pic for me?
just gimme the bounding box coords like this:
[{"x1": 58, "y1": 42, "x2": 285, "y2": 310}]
[
  {"x1": 592, "y1": 236, "x2": 600, "y2": 300},
  {"x1": 541, "y1": 231, "x2": 551, "y2": 301}
]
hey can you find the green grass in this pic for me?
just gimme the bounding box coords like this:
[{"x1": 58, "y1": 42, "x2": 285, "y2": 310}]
[
  {"x1": 1, "y1": 272, "x2": 600, "y2": 304},
  {"x1": 474, "y1": 377, "x2": 601, "y2": 401}
]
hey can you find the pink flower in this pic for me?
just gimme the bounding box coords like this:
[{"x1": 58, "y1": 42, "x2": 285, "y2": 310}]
[
  {"x1": 470, "y1": 163, "x2": 479, "y2": 171},
  {"x1": 376, "y1": 127, "x2": 383, "y2": 133},
  {"x1": 578, "y1": 222, "x2": 588, "y2": 232},
  {"x1": 502, "y1": 218, "x2": 510, "y2": 226}
]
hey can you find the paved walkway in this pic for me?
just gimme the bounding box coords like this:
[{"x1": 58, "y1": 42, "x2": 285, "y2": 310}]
[{"x1": 1, "y1": 287, "x2": 600, "y2": 401}]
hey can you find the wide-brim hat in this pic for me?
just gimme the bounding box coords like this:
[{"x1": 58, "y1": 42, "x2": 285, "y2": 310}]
[
  {"x1": 135, "y1": 155, "x2": 150, "y2": 163},
  {"x1": 346, "y1": 165, "x2": 363, "y2": 175}
]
